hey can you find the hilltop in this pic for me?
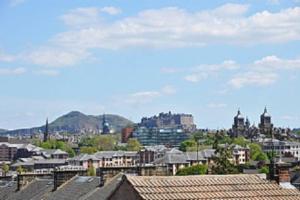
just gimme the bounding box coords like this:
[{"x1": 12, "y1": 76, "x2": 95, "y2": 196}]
[{"x1": 2, "y1": 111, "x2": 134, "y2": 135}]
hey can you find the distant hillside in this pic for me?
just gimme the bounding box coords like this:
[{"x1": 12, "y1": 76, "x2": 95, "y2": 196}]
[
  {"x1": 0, "y1": 129, "x2": 7, "y2": 133},
  {"x1": 2, "y1": 111, "x2": 134, "y2": 135}
]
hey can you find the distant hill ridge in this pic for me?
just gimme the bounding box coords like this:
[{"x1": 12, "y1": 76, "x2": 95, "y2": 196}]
[{"x1": 2, "y1": 111, "x2": 134, "y2": 135}]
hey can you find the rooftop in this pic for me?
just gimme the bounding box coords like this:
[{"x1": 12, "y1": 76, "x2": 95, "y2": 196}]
[{"x1": 125, "y1": 174, "x2": 300, "y2": 200}]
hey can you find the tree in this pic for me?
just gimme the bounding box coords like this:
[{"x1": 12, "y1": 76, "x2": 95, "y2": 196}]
[
  {"x1": 259, "y1": 166, "x2": 269, "y2": 174},
  {"x1": 16, "y1": 166, "x2": 24, "y2": 174},
  {"x1": 232, "y1": 136, "x2": 249, "y2": 147},
  {"x1": 37, "y1": 139, "x2": 75, "y2": 157},
  {"x1": 126, "y1": 139, "x2": 141, "y2": 151},
  {"x1": 179, "y1": 140, "x2": 197, "y2": 152},
  {"x1": 2, "y1": 163, "x2": 9, "y2": 176},
  {"x1": 87, "y1": 166, "x2": 96, "y2": 176},
  {"x1": 211, "y1": 145, "x2": 238, "y2": 175},
  {"x1": 80, "y1": 146, "x2": 98, "y2": 154},
  {"x1": 249, "y1": 143, "x2": 268, "y2": 161},
  {"x1": 176, "y1": 164, "x2": 208, "y2": 176}
]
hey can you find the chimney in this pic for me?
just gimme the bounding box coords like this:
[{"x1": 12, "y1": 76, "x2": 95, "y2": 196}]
[{"x1": 277, "y1": 163, "x2": 291, "y2": 184}]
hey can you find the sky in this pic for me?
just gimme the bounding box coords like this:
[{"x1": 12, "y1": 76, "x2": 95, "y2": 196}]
[{"x1": 1, "y1": 0, "x2": 300, "y2": 130}]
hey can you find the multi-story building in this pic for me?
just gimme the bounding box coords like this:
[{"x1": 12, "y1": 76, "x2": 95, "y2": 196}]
[
  {"x1": 121, "y1": 127, "x2": 134, "y2": 143},
  {"x1": 0, "y1": 142, "x2": 68, "y2": 162},
  {"x1": 68, "y1": 151, "x2": 138, "y2": 169},
  {"x1": 262, "y1": 139, "x2": 300, "y2": 159},
  {"x1": 132, "y1": 127, "x2": 189, "y2": 147},
  {"x1": 0, "y1": 143, "x2": 18, "y2": 161},
  {"x1": 139, "y1": 112, "x2": 197, "y2": 133},
  {"x1": 232, "y1": 145, "x2": 250, "y2": 165}
]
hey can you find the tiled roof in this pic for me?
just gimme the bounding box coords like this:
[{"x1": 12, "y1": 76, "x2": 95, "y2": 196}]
[{"x1": 125, "y1": 174, "x2": 300, "y2": 200}]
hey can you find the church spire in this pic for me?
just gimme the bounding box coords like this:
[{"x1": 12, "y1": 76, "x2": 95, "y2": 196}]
[{"x1": 43, "y1": 118, "x2": 49, "y2": 142}]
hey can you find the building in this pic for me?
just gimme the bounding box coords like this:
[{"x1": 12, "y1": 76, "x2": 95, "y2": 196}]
[
  {"x1": 106, "y1": 174, "x2": 300, "y2": 200},
  {"x1": 133, "y1": 127, "x2": 189, "y2": 147},
  {"x1": 259, "y1": 107, "x2": 274, "y2": 136},
  {"x1": 153, "y1": 148, "x2": 215, "y2": 175},
  {"x1": 0, "y1": 143, "x2": 18, "y2": 161},
  {"x1": 262, "y1": 139, "x2": 300, "y2": 159},
  {"x1": 121, "y1": 127, "x2": 134, "y2": 143},
  {"x1": 139, "y1": 112, "x2": 197, "y2": 133},
  {"x1": 68, "y1": 151, "x2": 138, "y2": 169},
  {"x1": 231, "y1": 109, "x2": 246, "y2": 137},
  {"x1": 138, "y1": 145, "x2": 168, "y2": 165},
  {"x1": 232, "y1": 144, "x2": 250, "y2": 165}
]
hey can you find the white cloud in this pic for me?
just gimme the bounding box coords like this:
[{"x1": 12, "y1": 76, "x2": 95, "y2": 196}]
[
  {"x1": 229, "y1": 71, "x2": 278, "y2": 88},
  {"x1": 52, "y1": 4, "x2": 300, "y2": 52},
  {"x1": 124, "y1": 85, "x2": 176, "y2": 105},
  {"x1": 161, "y1": 85, "x2": 177, "y2": 95},
  {"x1": 34, "y1": 69, "x2": 60, "y2": 76},
  {"x1": 0, "y1": 52, "x2": 16, "y2": 62},
  {"x1": 9, "y1": 0, "x2": 26, "y2": 7},
  {"x1": 184, "y1": 60, "x2": 239, "y2": 83},
  {"x1": 184, "y1": 73, "x2": 208, "y2": 83},
  {"x1": 268, "y1": 0, "x2": 280, "y2": 5},
  {"x1": 228, "y1": 55, "x2": 300, "y2": 88},
  {"x1": 207, "y1": 103, "x2": 227, "y2": 108},
  {"x1": 61, "y1": 6, "x2": 121, "y2": 28},
  {"x1": 0, "y1": 67, "x2": 26, "y2": 75},
  {"x1": 61, "y1": 7, "x2": 102, "y2": 28},
  {"x1": 253, "y1": 55, "x2": 300, "y2": 71},
  {"x1": 14, "y1": 4, "x2": 300, "y2": 68},
  {"x1": 25, "y1": 48, "x2": 89, "y2": 67},
  {"x1": 101, "y1": 7, "x2": 122, "y2": 15}
]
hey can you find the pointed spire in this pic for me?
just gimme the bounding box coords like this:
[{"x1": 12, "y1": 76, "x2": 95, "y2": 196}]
[
  {"x1": 43, "y1": 118, "x2": 49, "y2": 142},
  {"x1": 264, "y1": 106, "x2": 267, "y2": 113}
]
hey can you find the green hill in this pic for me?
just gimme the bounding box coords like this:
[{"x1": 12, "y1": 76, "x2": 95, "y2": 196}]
[{"x1": 2, "y1": 111, "x2": 134, "y2": 135}]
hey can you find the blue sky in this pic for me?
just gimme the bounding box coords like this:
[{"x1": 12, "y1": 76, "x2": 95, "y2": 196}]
[{"x1": 1, "y1": 0, "x2": 300, "y2": 130}]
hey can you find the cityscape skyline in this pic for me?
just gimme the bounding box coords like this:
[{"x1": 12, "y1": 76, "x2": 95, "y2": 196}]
[{"x1": 1, "y1": 0, "x2": 300, "y2": 129}]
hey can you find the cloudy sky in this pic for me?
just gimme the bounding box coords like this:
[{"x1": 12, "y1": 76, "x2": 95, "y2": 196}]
[{"x1": 1, "y1": 0, "x2": 300, "y2": 130}]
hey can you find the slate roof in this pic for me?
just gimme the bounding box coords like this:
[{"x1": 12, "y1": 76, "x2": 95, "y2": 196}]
[
  {"x1": 83, "y1": 173, "x2": 124, "y2": 200},
  {"x1": 0, "y1": 181, "x2": 17, "y2": 200},
  {"x1": 154, "y1": 149, "x2": 216, "y2": 165},
  {"x1": 7, "y1": 179, "x2": 53, "y2": 200},
  {"x1": 45, "y1": 176, "x2": 100, "y2": 200},
  {"x1": 125, "y1": 174, "x2": 300, "y2": 200}
]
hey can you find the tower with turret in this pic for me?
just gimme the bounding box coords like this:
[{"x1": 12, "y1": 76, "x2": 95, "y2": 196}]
[
  {"x1": 259, "y1": 107, "x2": 273, "y2": 136},
  {"x1": 232, "y1": 109, "x2": 246, "y2": 137}
]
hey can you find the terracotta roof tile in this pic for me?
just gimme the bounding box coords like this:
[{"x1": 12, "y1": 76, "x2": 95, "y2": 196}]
[{"x1": 126, "y1": 174, "x2": 300, "y2": 200}]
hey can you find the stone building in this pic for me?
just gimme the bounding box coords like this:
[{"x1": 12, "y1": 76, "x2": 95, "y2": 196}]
[
  {"x1": 259, "y1": 107, "x2": 274, "y2": 136},
  {"x1": 139, "y1": 112, "x2": 197, "y2": 133},
  {"x1": 231, "y1": 109, "x2": 246, "y2": 137}
]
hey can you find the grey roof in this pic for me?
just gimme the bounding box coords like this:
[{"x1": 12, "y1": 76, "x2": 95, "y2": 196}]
[
  {"x1": 83, "y1": 173, "x2": 124, "y2": 200},
  {"x1": 7, "y1": 179, "x2": 53, "y2": 200},
  {"x1": 68, "y1": 154, "x2": 99, "y2": 161},
  {"x1": 0, "y1": 181, "x2": 17, "y2": 200},
  {"x1": 154, "y1": 151, "x2": 188, "y2": 164},
  {"x1": 94, "y1": 151, "x2": 137, "y2": 159},
  {"x1": 45, "y1": 176, "x2": 100, "y2": 200}
]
